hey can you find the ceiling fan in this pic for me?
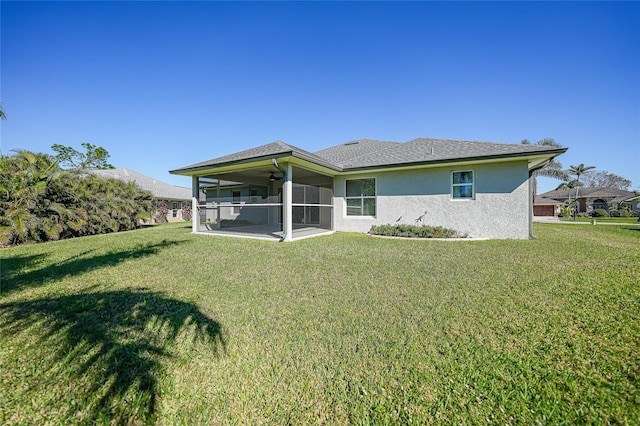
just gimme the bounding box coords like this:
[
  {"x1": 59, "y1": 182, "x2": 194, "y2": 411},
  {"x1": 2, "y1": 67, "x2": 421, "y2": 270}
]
[{"x1": 269, "y1": 172, "x2": 282, "y2": 182}]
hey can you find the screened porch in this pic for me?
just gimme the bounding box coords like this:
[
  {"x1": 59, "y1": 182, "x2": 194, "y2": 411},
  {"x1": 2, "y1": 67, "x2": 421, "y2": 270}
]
[{"x1": 192, "y1": 164, "x2": 334, "y2": 241}]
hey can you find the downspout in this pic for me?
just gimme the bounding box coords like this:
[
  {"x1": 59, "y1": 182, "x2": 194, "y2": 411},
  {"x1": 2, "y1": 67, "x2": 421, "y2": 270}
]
[
  {"x1": 528, "y1": 169, "x2": 536, "y2": 239},
  {"x1": 528, "y1": 158, "x2": 553, "y2": 240},
  {"x1": 272, "y1": 158, "x2": 287, "y2": 176},
  {"x1": 272, "y1": 158, "x2": 288, "y2": 242}
]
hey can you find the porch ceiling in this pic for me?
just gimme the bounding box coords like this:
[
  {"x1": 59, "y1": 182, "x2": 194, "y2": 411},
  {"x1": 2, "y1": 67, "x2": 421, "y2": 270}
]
[
  {"x1": 201, "y1": 165, "x2": 333, "y2": 187},
  {"x1": 203, "y1": 166, "x2": 281, "y2": 186}
]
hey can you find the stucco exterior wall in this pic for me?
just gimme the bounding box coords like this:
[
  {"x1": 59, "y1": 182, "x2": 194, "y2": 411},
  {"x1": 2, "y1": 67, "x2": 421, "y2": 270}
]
[
  {"x1": 152, "y1": 199, "x2": 189, "y2": 224},
  {"x1": 333, "y1": 161, "x2": 530, "y2": 239}
]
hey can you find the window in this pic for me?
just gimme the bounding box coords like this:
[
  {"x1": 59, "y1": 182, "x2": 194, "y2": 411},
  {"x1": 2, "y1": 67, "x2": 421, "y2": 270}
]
[
  {"x1": 592, "y1": 199, "x2": 607, "y2": 211},
  {"x1": 346, "y1": 178, "x2": 376, "y2": 216},
  {"x1": 250, "y1": 189, "x2": 258, "y2": 204},
  {"x1": 172, "y1": 202, "x2": 178, "y2": 217},
  {"x1": 232, "y1": 190, "x2": 241, "y2": 214},
  {"x1": 452, "y1": 171, "x2": 474, "y2": 199}
]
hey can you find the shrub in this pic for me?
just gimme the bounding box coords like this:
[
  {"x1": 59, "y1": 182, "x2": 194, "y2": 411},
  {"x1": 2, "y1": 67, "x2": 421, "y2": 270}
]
[
  {"x1": 592, "y1": 209, "x2": 609, "y2": 217},
  {"x1": 153, "y1": 202, "x2": 169, "y2": 223},
  {"x1": 181, "y1": 204, "x2": 192, "y2": 221},
  {"x1": 0, "y1": 151, "x2": 152, "y2": 246},
  {"x1": 618, "y1": 209, "x2": 631, "y2": 218},
  {"x1": 369, "y1": 223, "x2": 466, "y2": 238},
  {"x1": 576, "y1": 212, "x2": 589, "y2": 218},
  {"x1": 609, "y1": 209, "x2": 631, "y2": 218}
]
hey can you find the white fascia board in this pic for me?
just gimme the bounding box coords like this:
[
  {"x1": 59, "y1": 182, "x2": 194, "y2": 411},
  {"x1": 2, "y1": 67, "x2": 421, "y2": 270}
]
[
  {"x1": 186, "y1": 159, "x2": 275, "y2": 177},
  {"x1": 286, "y1": 156, "x2": 341, "y2": 176},
  {"x1": 172, "y1": 156, "x2": 340, "y2": 178},
  {"x1": 337, "y1": 152, "x2": 564, "y2": 176}
]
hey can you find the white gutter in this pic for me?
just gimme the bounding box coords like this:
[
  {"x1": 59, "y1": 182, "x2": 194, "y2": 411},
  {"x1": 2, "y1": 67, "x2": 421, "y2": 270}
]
[{"x1": 272, "y1": 158, "x2": 290, "y2": 242}]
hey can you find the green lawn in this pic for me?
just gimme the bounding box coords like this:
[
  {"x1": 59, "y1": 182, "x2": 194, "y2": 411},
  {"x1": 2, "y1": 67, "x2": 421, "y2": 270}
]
[
  {"x1": 1, "y1": 223, "x2": 638, "y2": 424},
  {"x1": 563, "y1": 216, "x2": 640, "y2": 224}
]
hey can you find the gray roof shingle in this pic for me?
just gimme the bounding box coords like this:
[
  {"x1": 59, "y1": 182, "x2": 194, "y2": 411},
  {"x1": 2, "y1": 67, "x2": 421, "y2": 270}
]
[
  {"x1": 329, "y1": 138, "x2": 565, "y2": 169},
  {"x1": 313, "y1": 139, "x2": 402, "y2": 167},
  {"x1": 171, "y1": 137, "x2": 567, "y2": 175},
  {"x1": 88, "y1": 168, "x2": 191, "y2": 200},
  {"x1": 171, "y1": 141, "x2": 340, "y2": 173}
]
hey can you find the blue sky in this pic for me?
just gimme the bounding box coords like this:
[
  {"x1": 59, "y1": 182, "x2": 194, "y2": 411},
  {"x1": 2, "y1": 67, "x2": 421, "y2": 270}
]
[{"x1": 2, "y1": 1, "x2": 639, "y2": 193}]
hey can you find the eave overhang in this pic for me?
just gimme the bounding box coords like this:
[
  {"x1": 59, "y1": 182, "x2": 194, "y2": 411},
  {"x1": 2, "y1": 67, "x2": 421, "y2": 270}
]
[
  {"x1": 336, "y1": 148, "x2": 568, "y2": 175},
  {"x1": 170, "y1": 147, "x2": 567, "y2": 178},
  {"x1": 170, "y1": 151, "x2": 342, "y2": 178}
]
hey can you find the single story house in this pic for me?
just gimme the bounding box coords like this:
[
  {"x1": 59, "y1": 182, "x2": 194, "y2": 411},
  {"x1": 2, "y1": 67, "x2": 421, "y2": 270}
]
[
  {"x1": 536, "y1": 187, "x2": 639, "y2": 216},
  {"x1": 88, "y1": 168, "x2": 191, "y2": 223},
  {"x1": 532, "y1": 195, "x2": 563, "y2": 217},
  {"x1": 169, "y1": 138, "x2": 567, "y2": 241}
]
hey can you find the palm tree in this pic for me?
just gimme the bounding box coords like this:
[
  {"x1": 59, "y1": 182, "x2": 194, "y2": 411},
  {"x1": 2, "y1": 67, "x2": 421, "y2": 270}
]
[
  {"x1": 0, "y1": 103, "x2": 6, "y2": 120},
  {"x1": 568, "y1": 163, "x2": 596, "y2": 208},
  {"x1": 555, "y1": 180, "x2": 579, "y2": 218},
  {"x1": 521, "y1": 138, "x2": 568, "y2": 197},
  {"x1": 0, "y1": 151, "x2": 61, "y2": 244},
  {"x1": 0, "y1": 150, "x2": 153, "y2": 245}
]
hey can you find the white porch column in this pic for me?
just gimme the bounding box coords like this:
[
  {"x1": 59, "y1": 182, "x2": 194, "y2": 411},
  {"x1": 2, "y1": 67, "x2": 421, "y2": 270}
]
[
  {"x1": 282, "y1": 163, "x2": 293, "y2": 241},
  {"x1": 216, "y1": 179, "x2": 221, "y2": 229},
  {"x1": 192, "y1": 176, "x2": 199, "y2": 233}
]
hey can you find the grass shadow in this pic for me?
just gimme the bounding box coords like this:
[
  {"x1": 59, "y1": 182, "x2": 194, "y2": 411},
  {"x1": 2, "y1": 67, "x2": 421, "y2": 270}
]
[
  {"x1": 0, "y1": 288, "x2": 225, "y2": 423},
  {"x1": 1, "y1": 239, "x2": 186, "y2": 296}
]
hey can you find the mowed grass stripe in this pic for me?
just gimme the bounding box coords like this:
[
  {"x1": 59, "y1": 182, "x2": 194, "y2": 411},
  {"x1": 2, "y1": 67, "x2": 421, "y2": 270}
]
[{"x1": 1, "y1": 223, "x2": 638, "y2": 424}]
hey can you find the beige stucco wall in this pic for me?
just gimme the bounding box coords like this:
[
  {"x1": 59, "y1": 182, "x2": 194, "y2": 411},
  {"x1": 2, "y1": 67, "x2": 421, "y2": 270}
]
[
  {"x1": 333, "y1": 161, "x2": 530, "y2": 239},
  {"x1": 153, "y1": 200, "x2": 189, "y2": 223}
]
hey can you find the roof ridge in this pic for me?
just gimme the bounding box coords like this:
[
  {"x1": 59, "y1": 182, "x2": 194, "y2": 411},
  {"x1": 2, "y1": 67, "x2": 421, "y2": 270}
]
[
  {"x1": 408, "y1": 137, "x2": 564, "y2": 150},
  {"x1": 338, "y1": 140, "x2": 404, "y2": 166}
]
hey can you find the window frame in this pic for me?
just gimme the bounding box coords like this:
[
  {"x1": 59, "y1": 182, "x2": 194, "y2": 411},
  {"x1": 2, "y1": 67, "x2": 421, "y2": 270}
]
[
  {"x1": 232, "y1": 190, "x2": 241, "y2": 214},
  {"x1": 249, "y1": 188, "x2": 258, "y2": 204},
  {"x1": 451, "y1": 170, "x2": 475, "y2": 200},
  {"x1": 345, "y1": 177, "x2": 377, "y2": 217}
]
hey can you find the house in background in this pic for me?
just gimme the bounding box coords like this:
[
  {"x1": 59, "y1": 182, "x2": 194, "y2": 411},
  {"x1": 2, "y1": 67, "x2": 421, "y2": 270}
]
[
  {"x1": 89, "y1": 168, "x2": 191, "y2": 223},
  {"x1": 532, "y1": 195, "x2": 563, "y2": 217},
  {"x1": 170, "y1": 138, "x2": 566, "y2": 241},
  {"x1": 535, "y1": 187, "x2": 639, "y2": 216}
]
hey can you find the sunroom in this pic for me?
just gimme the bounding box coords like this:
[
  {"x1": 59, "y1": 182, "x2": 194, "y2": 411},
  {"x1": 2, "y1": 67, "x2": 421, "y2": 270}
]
[{"x1": 170, "y1": 142, "x2": 339, "y2": 241}]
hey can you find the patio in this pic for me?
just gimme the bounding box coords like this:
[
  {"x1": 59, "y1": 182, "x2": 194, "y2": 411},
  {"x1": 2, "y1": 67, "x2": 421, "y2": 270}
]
[
  {"x1": 194, "y1": 223, "x2": 335, "y2": 242},
  {"x1": 189, "y1": 160, "x2": 335, "y2": 241}
]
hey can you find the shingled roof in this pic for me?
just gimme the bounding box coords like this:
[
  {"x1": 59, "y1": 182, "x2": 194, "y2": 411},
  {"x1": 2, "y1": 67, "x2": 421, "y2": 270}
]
[
  {"x1": 314, "y1": 139, "x2": 402, "y2": 166},
  {"x1": 317, "y1": 138, "x2": 565, "y2": 169},
  {"x1": 171, "y1": 137, "x2": 566, "y2": 175},
  {"x1": 88, "y1": 168, "x2": 191, "y2": 200},
  {"x1": 171, "y1": 141, "x2": 340, "y2": 174},
  {"x1": 539, "y1": 187, "x2": 639, "y2": 204}
]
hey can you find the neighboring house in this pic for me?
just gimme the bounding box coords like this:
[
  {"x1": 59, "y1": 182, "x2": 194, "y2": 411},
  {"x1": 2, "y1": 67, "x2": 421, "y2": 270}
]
[
  {"x1": 170, "y1": 138, "x2": 566, "y2": 241},
  {"x1": 88, "y1": 168, "x2": 191, "y2": 223},
  {"x1": 536, "y1": 187, "x2": 640, "y2": 216},
  {"x1": 532, "y1": 195, "x2": 563, "y2": 217}
]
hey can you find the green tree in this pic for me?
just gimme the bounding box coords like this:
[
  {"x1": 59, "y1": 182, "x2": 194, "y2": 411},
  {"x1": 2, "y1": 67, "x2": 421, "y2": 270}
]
[
  {"x1": 0, "y1": 151, "x2": 64, "y2": 244},
  {"x1": 51, "y1": 142, "x2": 115, "y2": 170},
  {"x1": 521, "y1": 138, "x2": 568, "y2": 196},
  {"x1": 555, "y1": 180, "x2": 579, "y2": 218},
  {"x1": 0, "y1": 150, "x2": 151, "y2": 246},
  {"x1": 568, "y1": 163, "x2": 596, "y2": 201}
]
